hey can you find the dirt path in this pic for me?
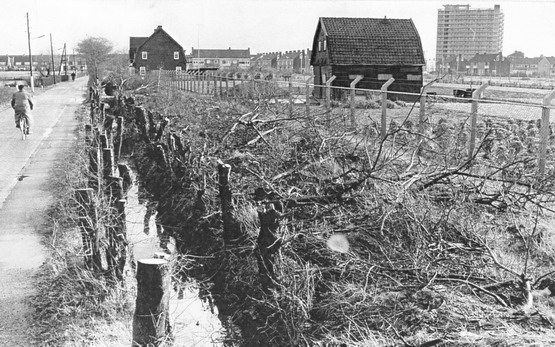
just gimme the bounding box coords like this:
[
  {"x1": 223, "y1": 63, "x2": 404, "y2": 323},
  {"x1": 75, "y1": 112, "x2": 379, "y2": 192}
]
[{"x1": 0, "y1": 78, "x2": 87, "y2": 346}]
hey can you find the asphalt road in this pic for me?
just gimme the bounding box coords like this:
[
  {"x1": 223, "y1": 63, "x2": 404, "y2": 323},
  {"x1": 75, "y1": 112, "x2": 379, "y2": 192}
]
[{"x1": 0, "y1": 78, "x2": 88, "y2": 346}]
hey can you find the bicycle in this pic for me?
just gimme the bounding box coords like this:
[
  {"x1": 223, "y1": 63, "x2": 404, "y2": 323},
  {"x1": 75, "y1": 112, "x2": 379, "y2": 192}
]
[{"x1": 16, "y1": 113, "x2": 29, "y2": 140}]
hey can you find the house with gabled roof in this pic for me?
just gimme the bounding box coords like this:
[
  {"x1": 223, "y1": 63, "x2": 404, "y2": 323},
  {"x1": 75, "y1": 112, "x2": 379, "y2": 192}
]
[
  {"x1": 510, "y1": 57, "x2": 542, "y2": 77},
  {"x1": 538, "y1": 56, "x2": 555, "y2": 77},
  {"x1": 468, "y1": 52, "x2": 510, "y2": 76},
  {"x1": 129, "y1": 25, "x2": 187, "y2": 75},
  {"x1": 251, "y1": 52, "x2": 279, "y2": 70},
  {"x1": 187, "y1": 47, "x2": 250, "y2": 71},
  {"x1": 310, "y1": 17, "x2": 425, "y2": 101}
]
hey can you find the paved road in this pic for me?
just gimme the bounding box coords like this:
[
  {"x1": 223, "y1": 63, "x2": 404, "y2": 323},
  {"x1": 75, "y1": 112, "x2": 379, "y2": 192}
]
[{"x1": 0, "y1": 78, "x2": 88, "y2": 346}]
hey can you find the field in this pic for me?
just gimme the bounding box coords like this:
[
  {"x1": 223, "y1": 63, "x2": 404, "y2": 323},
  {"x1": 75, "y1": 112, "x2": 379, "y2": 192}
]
[{"x1": 115, "y1": 75, "x2": 555, "y2": 346}]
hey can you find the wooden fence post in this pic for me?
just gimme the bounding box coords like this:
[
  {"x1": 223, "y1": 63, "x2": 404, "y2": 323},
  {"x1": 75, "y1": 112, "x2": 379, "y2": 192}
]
[
  {"x1": 115, "y1": 116, "x2": 124, "y2": 161},
  {"x1": 419, "y1": 81, "x2": 435, "y2": 135},
  {"x1": 468, "y1": 82, "x2": 489, "y2": 158},
  {"x1": 76, "y1": 188, "x2": 95, "y2": 268},
  {"x1": 305, "y1": 76, "x2": 313, "y2": 119},
  {"x1": 380, "y1": 77, "x2": 395, "y2": 140},
  {"x1": 132, "y1": 259, "x2": 172, "y2": 347},
  {"x1": 217, "y1": 161, "x2": 241, "y2": 244},
  {"x1": 538, "y1": 90, "x2": 555, "y2": 175},
  {"x1": 350, "y1": 75, "x2": 363, "y2": 128},
  {"x1": 288, "y1": 80, "x2": 294, "y2": 117}
]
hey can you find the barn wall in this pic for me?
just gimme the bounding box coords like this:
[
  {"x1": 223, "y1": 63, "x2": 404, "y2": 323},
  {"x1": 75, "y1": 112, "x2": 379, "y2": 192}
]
[{"x1": 330, "y1": 65, "x2": 423, "y2": 101}]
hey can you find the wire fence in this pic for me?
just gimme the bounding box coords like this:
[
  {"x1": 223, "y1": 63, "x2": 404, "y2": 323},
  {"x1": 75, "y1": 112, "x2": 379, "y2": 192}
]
[{"x1": 152, "y1": 70, "x2": 555, "y2": 176}]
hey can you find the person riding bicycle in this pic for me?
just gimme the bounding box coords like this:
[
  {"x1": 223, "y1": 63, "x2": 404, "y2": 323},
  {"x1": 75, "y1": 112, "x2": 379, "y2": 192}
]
[{"x1": 11, "y1": 84, "x2": 34, "y2": 135}]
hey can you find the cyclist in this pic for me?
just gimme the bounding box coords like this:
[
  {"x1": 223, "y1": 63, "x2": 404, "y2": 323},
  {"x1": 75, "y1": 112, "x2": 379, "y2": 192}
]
[{"x1": 11, "y1": 84, "x2": 34, "y2": 135}]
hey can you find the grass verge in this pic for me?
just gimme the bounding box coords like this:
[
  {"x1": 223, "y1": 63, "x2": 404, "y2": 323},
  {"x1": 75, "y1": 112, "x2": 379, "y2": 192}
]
[{"x1": 29, "y1": 105, "x2": 134, "y2": 347}]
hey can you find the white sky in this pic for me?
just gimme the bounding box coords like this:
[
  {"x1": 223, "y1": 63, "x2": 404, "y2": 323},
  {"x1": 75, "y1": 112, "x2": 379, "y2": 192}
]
[{"x1": 1, "y1": 0, "x2": 554, "y2": 61}]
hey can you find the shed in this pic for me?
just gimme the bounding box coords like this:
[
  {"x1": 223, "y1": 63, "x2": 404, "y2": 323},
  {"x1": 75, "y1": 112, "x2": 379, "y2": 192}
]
[{"x1": 310, "y1": 17, "x2": 425, "y2": 101}]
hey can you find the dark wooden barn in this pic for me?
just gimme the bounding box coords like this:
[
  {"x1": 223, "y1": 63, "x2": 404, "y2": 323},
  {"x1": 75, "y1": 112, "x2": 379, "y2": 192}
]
[{"x1": 310, "y1": 17, "x2": 425, "y2": 101}]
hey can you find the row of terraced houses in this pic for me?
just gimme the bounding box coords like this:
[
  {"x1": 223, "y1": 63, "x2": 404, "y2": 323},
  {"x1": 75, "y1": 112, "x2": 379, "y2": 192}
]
[
  {"x1": 129, "y1": 26, "x2": 312, "y2": 75},
  {"x1": 0, "y1": 54, "x2": 87, "y2": 72},
  {"x1": 440, "y1": 51, "x2": 555, "y2": 77}
]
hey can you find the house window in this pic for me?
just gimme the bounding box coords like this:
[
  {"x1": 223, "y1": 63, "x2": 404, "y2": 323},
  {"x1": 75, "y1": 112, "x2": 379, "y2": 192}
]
[
  {"x1": 407, "y1": 74, "x2": 422, "y2": 81},
  {"x1": 139, "y1": 66, "x2": 146, "y2": 75},
  {"x1": 378, "y1": 74, "x2": 393, "y2": 80},
  {"x1": 323, "y1": 39, "x2": 327, "y2": 51},
  {"x1": 318, "y1": 41, "x2": 322, "y2": 52},
  {"x1": 174, "y1": 51, "x2": 179, "y2": 60},
  {"x1": 142, "y1": 51, "x2": 148, "y2": 60}
]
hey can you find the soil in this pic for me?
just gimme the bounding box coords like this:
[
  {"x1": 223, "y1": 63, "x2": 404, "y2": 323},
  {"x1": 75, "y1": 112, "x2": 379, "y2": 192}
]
[{"x1": 0, "y1": 79, "x2": 86, "y2": 345}]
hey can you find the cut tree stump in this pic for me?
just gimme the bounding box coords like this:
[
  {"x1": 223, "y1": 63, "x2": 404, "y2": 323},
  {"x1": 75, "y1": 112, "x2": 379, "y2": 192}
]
[{"x1": 132, "y1": 259, "x2": 172, "y2": 347}]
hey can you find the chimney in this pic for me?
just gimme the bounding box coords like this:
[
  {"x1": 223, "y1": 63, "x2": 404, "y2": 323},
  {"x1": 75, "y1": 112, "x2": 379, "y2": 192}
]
[{"x1": 156, "y1": 25, "x2": 162, "y2": 31}]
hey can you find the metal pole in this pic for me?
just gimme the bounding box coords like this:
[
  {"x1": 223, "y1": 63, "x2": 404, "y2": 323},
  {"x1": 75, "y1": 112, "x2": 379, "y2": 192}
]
[
  {"x1": 26, "y1": 13, "x2": 34, "y2": 92},
  {"x1": 538, "y1": 90, "x2": 555, "y2": 175},
  {"x1": 325, "y1": 75, "x2": 337, "y2": 125},
  {"x1": 50, "y1": 34, "x2": 56, "y2": 84},
  {"x1": 380, "y1": 78, "x2": 395, "y2": 139}
]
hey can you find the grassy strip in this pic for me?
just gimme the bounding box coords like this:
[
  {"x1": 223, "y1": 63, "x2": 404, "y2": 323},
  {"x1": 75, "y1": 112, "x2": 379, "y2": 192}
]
[
  {"x1": 29, "y1": 105, "x2": 133, "y2": 347},
  {"x1": 0, "y1": 86, "x2": 13, "y2": 106}
]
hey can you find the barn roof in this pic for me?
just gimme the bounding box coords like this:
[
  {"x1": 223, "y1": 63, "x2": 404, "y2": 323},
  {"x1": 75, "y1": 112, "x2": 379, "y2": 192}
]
[{"x1": 312, "y1": 17, "x2": 425, "y2": 66}]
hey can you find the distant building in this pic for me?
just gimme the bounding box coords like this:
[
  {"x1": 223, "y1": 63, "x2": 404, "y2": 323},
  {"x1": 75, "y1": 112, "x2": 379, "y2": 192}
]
[
  {"x1": 251, "y1": 52, "x2": 279, "y2": 70},
  {"x1": 129, "y1": 25, "x2": 187, "y2": 75},
  {"x1": 187, "y1": 48, "x2": 250, "y2": 70},
  {"x1": 436, "y1": 4, "x2": 504, "y2": 73},
  {"x1": 310, "y1": 17, "x2": 425, "y2": 101},
  {"x1": 277, "y1": 50, "x2": 312, "y2": 74},
  {"x1": 510, "y1": 57, "x2": 541, "y2": 77},
  {"x1": 538, "y1": 56, "x2": 555, "y2": 77},
  {"x1": 467, "y1": 52, "x2": 510, "y2": 76}
]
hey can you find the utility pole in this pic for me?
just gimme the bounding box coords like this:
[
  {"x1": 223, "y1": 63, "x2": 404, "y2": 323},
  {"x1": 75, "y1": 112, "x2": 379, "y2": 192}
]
[
  {"x1": 50, "y1": 33, "x2": 56, "y2": 84},
  {"x1": 26, "y1": 13, "x2": 34, "y2": 92}
]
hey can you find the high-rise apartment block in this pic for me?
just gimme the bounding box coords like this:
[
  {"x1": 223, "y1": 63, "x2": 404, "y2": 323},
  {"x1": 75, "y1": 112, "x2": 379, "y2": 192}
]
[{"x1": 436, "y1": 4, "x2": 504, "y2": 72}]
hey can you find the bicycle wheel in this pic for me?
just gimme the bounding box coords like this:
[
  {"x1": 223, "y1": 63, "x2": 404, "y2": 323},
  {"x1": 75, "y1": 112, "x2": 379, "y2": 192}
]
[{"x1": 19, "y1": 117, "x2": 26, "y2": 140}]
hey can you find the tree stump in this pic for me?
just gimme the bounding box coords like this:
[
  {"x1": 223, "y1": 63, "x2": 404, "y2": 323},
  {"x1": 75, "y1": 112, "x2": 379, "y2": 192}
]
[
  {"x1": 132, "y1": 259, "x2": 172, "y2": 347},
  {"x1": 256, "y1": 203, "x2": 282, "y2": 288}
]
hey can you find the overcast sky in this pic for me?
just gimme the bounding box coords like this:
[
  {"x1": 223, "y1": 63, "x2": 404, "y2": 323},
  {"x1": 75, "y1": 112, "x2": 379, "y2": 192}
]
[{"x1": 1, "y1": 0, "x2": 554, "y2": 62}]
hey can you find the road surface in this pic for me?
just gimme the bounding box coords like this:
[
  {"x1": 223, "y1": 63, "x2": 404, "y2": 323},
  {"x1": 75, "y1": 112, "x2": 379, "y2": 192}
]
[{"x1": 0, "y1": 78, "x2": 87, "y2": 346}]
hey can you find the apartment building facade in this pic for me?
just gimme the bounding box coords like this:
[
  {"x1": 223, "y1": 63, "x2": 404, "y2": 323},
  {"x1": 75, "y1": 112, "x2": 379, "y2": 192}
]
[{"x1": 436, "y1": 4, "x2": 504, "y2": 73}]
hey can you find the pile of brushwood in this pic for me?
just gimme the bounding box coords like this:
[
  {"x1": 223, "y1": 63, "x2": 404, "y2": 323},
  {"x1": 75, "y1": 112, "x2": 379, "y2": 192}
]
[{"x1": 110, "y1": 77, "x2": 555, "y2": 346}]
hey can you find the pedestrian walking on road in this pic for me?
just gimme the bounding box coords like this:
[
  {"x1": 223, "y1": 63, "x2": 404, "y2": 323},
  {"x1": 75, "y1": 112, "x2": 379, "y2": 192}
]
[{"x1": 11, "y1": 84, "x2": 34, "y2": 135}]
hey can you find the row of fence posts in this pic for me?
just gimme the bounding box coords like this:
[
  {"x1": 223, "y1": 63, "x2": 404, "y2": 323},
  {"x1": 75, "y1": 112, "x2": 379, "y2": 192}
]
[
  {"x1": 84, "y1": 90, "x2": 284, "y2": 346},
  {"x1": 162, "y1": 70, "x2": 555, "y2": 176},
  {"x1": 76, "y1": 87, "x2": 174, "y2": 347}
]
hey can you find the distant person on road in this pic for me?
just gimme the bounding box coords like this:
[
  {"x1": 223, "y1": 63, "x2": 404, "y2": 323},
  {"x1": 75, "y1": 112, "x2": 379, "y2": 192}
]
[{"x1": 11, "y1": 84, "x2": 34, "y2": 135}]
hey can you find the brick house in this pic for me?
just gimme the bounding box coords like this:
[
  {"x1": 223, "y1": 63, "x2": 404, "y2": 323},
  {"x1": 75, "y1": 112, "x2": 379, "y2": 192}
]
[
  {"x1": 187, "y1": 47, "x2": 250, "y2": 71},
  {"x1": 310, "y1": 17, "x2": 425, "y2": 101},
  {"x1": 538, "y1": 56, "x2": 555, "y2": 77},
  {"x1": 251, "y1": 52, "x2": 279, "y2": 70},
  {"x1": 129, "y1": 25, "x2": 187, "y2": 75},
  {"x1": 510, "y1": 57, "x2": 541, "y2": 77},
  {"x1": 277, "y1": 50, "x2": 313, "y2": 73},
  {"x1": 467, "y1": 53, "x2": 510, "y2": 76}
]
